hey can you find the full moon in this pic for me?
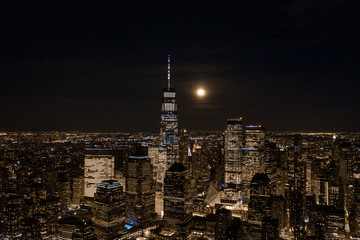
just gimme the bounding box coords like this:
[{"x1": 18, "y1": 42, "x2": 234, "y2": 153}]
[{"x1": 197, "y1": 88, "x2": 205, "y2": 97}]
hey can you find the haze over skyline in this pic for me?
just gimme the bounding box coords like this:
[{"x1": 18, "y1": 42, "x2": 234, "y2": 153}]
[{"x1": 1, "y1": 1, "x2": 359, "y2": 132}]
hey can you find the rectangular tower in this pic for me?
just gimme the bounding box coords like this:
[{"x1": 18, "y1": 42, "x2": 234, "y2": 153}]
[
  {"x1": 221, "y1": 117, "x2": 245, "y2": 210},
  {"x1": 93, "y1": 180, "x2": 125, "y2": 239},
  {"x1": 243, "y1": 126, "x2": 265, "y2": 183},
  {"x1": 84, "y1": 148, "x2": 115, "y2": 198},
  {"x1": 126, "y1": 146, "x2": 155, "y2": 227}
]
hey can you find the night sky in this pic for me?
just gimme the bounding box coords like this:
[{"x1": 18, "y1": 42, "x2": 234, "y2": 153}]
[{"x1": 1, "y1": 1, "x2": 359, "y2": 132}]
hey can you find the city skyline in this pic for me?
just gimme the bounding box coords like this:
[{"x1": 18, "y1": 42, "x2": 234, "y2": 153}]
[
  {"x1": 0, "y1": 60, "x2": 359, "y2": 238},
  {"x1": 1, "y1": 1, "x2": 359, "y2": 132}
]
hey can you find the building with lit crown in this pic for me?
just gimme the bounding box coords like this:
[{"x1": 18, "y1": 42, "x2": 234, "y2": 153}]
[{"x1": 156, "y1": 55, "x2": 179, "y2": 217}]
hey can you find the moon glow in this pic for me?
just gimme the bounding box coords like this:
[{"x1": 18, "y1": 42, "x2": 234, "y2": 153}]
[{"x1": 197, "y1": 88, "x2": 205, "y2": 97}]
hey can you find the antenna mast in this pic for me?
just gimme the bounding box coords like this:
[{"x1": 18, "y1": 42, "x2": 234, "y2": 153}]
[{"x1": 167, "y1": 54, "x2": 171, "y2": 89}]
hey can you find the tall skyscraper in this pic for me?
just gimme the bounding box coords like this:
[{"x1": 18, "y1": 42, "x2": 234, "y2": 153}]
[
  {"x1": 156, "y1": 55, "x2": 179, "y2": 217},
  {"x1": 84, "y1": 148, "x2": 115, "y2": 198},
  {"x1": 243, "y1": 125, "x2": 265, "y2": 179},
  {"x1": 92, "y1": 180, "x2": 125, "y2": 240},
  {"x1": 221, "y1": 117, "x2": 244, "y2": 210},
  {"x1": 163, "y1": 162, "x2": 192, "y2": 238},
  {"x1": 215, "y1": 208, "x2": 232, "y2": 240},
  {"x1": 242, "y1": 125, "x2": 265, "y2": 204},
  {"x1": 248, "y1": 173, "x2": 271, "y2": 239},
  {"x1": 125, "y1": 146, "x2": 155, "y2": 227}
]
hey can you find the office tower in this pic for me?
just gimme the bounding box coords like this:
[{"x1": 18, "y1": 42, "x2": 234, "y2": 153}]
[
  {"x1": 301, "y1": 137, "x2": 316, "y2": 197},
  {"x1": 270, "y1": 195, "x2": 287, "y2": 229},
  {"x1": 0, "y1": 193, "x2": 24, "y2": 239},
  {"x1": 285, "y1": 135, "x2": 303, "y2": 190},
  {"x1": 289, "y1": 190, "x2": 304, "y2": 230},
  {"x1": 248, "y1": 173, "x2": 271, "y2": 240},
  {"x1": 179, "y1": 129, "x2": 190, "y2": 170},
  {"x1": 84, "y1": 148, "x2": 115, "y2": 198},
  {"x1": 243, "y1": 125, "x2": 265, "y2": 172},
  {"x1": 163, "y1": 163, "x2": 192, "y2": 237},
  {"x1": 157, "y1": 55, "x2": 179, "y2": 217},
  {"x1": 57, "y1": 215, "x2": 97, "y2": 240},
  {"x1": 92, "y1": 180, "x2": 125, "y2": 240},
  {"x1": 205, "y1": 214, "x2": 216, "y2": 239},
  {"x1": 71, "y1": 177, "x2": 84, "y2": 207},
  {"x1": 215, "y1": 208, "x2": 232, "y2": 240},
  {"x1": 242, "y1": 125, "x2": 265, "y2": 204},
  {"x1": 349, "y1": 187, "x2": 360, "y2": 238},
  {"x1": 314, "y1": 173, "x2": 329, "y2": 205},
  {"x1": 191, "y1": 140, "x2": 215, "y2": 194},
  {"x1": 314, "y1": 206, "x2": 346, "y2": 239},
  {"x1": 59, "y1": 180, "x2": 72, "y2": 209},
  {"x1": 304, "y1": 196, "x2": 317, "y2": 236},
  {"x1": 265, "y1": 142, "x2": 287, "y2": 196},
  {"x1": 286, "y1": 135, "x2": 306, "y2": 230},
  {"x1": 125, "y1": 146, "x2": 154, "y2": 227},
  {"x1": 113, "y1": 146, "x2": 132, "y2": 178},
  {"x1": 148, "y1": 145, "x2": 159, "y2": 185},
  {"x1": 244, "y1": 125, "x2": 265, "y2": 148},
  {"x1": 327, "y1": 160, "x2": 344, "y2": 210},
  {"x1": 221, "y1": 117, "x2": 244, "y2": 210}
]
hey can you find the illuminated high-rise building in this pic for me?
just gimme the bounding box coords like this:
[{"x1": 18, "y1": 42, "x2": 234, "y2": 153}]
[
  {"x1": 163, "y1": 163, "x2": 192, "y2": 238},
  {"x1": 125, "y1": 146, "x2": 155, "y2": 227},
  {"x1": 92, "y1": 180, "x2": 125, "y2": 240},
  {"x1": 156, "y1": 54, "x2": 179, "y2": 217},
  {"x1": 221, "y1": 117, "x2": 244, "y2": 210},
  {"x1": 84, "y1": 148, "x2": 115, "y2": 198},
  {"x1": 242, "y1": 125, "x2": 265, "y2": 204}
]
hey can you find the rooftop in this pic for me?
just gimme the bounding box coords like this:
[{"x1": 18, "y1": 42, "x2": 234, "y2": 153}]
[{"x1": 97, "y1": 180, "x2": 122, "y2": 189}]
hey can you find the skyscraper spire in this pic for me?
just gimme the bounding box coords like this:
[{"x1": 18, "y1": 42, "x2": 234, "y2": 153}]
[
  {"x1": 157, "y1": 53, "x2": 179, "y2": 218},
  {"x1": 167, "y1": 54, "x2": 171, "y2": 89}
]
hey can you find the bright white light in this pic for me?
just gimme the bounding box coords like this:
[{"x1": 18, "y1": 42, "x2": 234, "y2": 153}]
[{"x1": 196, "y1": 88, "x2": 205, "y2": 96}]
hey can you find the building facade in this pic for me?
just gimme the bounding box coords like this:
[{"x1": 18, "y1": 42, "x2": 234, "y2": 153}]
[
  {"x1": 126, "y1": 146, "x2": 155, "y2": 227},
  {"x1": 84, "y1": 149, "x2": 115, "y2": 198},
  {"x1": 92, "y1": 180, "x2": 126, "y2": 240},
  {"x1": 164, "y1": 163, "x2": 192, "y2": 238},
  {"x1": 221, "y1": 118, "x2": 245, "y2": 210}
]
